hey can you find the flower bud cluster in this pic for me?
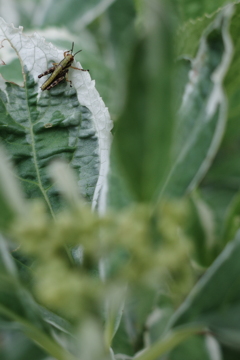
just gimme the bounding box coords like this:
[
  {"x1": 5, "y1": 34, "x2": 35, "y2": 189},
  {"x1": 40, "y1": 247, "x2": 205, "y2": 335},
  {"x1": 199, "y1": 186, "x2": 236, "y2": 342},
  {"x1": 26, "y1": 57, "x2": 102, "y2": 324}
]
[{"x1": 11, "y1": 198, "x2": 193, "y2": 319}]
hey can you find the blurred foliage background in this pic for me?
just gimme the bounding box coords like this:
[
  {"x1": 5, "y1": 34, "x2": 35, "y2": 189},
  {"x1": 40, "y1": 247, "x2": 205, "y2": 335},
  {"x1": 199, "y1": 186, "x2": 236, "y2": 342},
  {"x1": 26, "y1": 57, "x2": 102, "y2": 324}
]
[{"x1": 1, "y1": 0, "x2": 240, "y2": 359}]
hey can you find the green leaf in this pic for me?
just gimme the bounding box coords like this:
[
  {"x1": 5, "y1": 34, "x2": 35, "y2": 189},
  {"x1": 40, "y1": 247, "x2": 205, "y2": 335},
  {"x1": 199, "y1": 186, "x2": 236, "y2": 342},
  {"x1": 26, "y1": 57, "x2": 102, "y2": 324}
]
[
  {"x1": 199, "y1": 3, "x2": 240, "y2": 220},
  {"x1": 104, "y1": 0, "x2": 137, "y2": 118},
  {"x1": 107, "y1": 149, "x2": 135, "y2": 210},
  {"x1": 176, "y1": 0, "x2": 236, "y2": 22},
  {"x1": 175, "y1": 3, "x2": 240, "y2": 252},
  {"x1": 145, "y1": 307, "x2": 174, "y2": 346},
  {"x1": 199, "y1": 187, "x2": 236, "y2": 254},
  {"x1": 169, "y1": 335, "x2": 214, "y2": 360},
  {"x1": 104, "y1": 286, "x2": 126, "y2": 348},
  {"x1": 0, "y1": 329, "x2": 48, "y2": 360},
  {"x1": 168, "y1": 230, "x2": 240, "y2": 349},
  {"x1": 122, "y1": 285, "x2": 159, "y2": 353},
  {"x1": 0, "y1": 18, "x2": 112, "y2": 213},
  {"x1": 111, "y1": 317, "x2": 135, "y2": 356},
  {"x1": 220, "y1": 190, "x2": 240, "y2": 248},
  {"x1": 161, "y1": 6, "x2": 234, "y2": 198},
  {"x1": 221, "y1": 344, "x2": 240, "y2": 360},
  {"x1": 0, "y1": 146, "x2": 25, "y2": 230},
  {"x1": 177, "y1": 15, "x2": 214, "y2": 58},
  {"x1": 107, "y1": 0, "x2": 136, "y2": 54},
  {"x1": 113, "y1": 0, "x2": 175, "y2": 202},
  {"x1": 188, "y1": 192, "x2": 216, "y2": 266},
  {"x1": 176, "y1": 4, "x2": 240, "y2": 246},
  {"x1": 130, "y1": 325, "x2": 204, "y2": 360}
]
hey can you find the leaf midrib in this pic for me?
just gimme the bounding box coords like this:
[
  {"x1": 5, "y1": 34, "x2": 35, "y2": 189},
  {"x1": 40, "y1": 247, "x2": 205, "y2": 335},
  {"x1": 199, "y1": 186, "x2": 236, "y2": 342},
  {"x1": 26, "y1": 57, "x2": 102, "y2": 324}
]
[{"x1": 24, "y1": 83, "x2": 55, "y2": 218}]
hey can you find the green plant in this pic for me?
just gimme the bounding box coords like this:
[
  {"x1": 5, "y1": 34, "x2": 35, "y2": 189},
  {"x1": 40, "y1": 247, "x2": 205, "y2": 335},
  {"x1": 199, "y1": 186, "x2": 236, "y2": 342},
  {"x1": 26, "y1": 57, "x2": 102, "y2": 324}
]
[{"x1": 1, "y1": 0, "x2": 240, "y2": 359}]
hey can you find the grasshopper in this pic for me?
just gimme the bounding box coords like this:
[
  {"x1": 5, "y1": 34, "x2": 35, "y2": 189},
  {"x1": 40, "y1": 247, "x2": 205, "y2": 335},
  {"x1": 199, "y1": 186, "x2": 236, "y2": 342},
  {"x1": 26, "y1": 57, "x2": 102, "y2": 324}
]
[{"x1": 38, "y1": 42, "x2": 89, "y2": 91}]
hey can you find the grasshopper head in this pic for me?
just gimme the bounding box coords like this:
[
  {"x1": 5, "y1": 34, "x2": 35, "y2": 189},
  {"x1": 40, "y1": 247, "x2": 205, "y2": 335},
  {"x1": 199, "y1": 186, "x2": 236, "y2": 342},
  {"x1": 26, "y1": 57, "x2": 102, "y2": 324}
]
[{"x1": 64, "y1": 42, "x2": 82, "y2": 66}]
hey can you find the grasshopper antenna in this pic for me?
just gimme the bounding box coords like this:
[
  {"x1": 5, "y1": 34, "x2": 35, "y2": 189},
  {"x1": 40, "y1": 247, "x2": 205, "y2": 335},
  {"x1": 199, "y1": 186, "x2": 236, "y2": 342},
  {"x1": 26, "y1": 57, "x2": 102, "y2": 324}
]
[
  {"x1": 73, "y1": 49, "x2": 82, "y2": 56},
  {"x1": 66, "y1": 42, "x2": 74, "y2": 53}
]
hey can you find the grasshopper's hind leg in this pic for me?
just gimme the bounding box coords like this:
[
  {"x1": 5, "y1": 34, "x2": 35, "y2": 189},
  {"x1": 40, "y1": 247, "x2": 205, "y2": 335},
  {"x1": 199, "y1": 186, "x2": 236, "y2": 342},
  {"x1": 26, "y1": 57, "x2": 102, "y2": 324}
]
[
  {"x1": 38, "y1": 66, "x2": 56, "y2": 79},
  {"x1": 46, "y1": 75, "x2": 65, "y2": 90}
]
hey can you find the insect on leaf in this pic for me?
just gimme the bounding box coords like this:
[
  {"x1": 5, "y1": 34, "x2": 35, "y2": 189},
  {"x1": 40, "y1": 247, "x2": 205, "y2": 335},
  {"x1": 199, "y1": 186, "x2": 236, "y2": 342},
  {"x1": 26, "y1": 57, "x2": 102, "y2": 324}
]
[{"x1": 0, "y1": 18, "x2": 112, "y2": 214}]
